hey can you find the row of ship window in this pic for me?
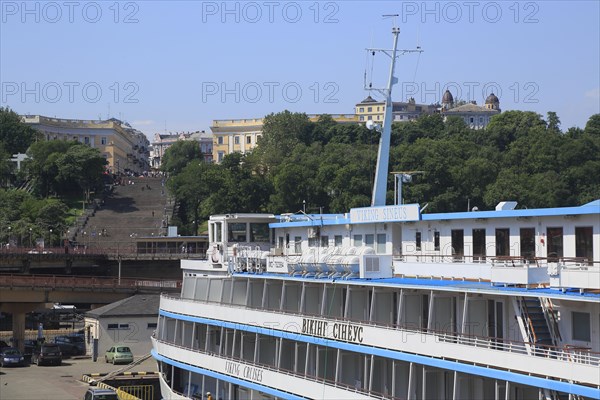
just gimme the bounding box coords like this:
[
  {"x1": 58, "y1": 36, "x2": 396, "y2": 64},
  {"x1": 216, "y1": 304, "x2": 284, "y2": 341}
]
[
  {"x1": 414, "y1": 226, "x2": 594, "y2": 261},
  {"x1": 157, "y1": 316, "x2": 580, "y2": 399}
]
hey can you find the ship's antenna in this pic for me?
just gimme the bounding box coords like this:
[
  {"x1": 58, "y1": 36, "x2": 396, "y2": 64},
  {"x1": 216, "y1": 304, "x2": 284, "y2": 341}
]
[{"x1": 368, "y1": 15, "x2": 423, "y2": 206}]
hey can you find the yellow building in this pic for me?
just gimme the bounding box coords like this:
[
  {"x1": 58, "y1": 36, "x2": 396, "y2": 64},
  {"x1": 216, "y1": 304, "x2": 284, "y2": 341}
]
[
  {"x1": 210, "y1": 114, "x2": 358, "y2": 163},
  {"x1": 21, "y1": 115, "x2": 150, "y2": 174},
  {"x1": 355, "y1": 95, "x2": 437, "y2": 123}
]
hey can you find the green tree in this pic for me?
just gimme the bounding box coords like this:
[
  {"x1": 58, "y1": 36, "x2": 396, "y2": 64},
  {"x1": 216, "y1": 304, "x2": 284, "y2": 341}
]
[
  {"x1": 254, "y1": 111, "x2": 313, "y2": 171},
  {"x1": 0, "y1": 107, "x2": 41, "y2": 153},
  {"x1": 160, "y1": 140, "x2": 202, "y2": 175},
  {"x1": 25, "y1": 140, "x2": 77, "y2": 196},
  {"x1": 0, "y1": 144, "x2": 14, "y2": 187},
  {"x1": 55, "y1": 145, "x2": 107, "y2": 201},
  {"x1": 584, "y1": 114, "x2": 600, "y2": 136},
  {"x1": 546, "y1": 111, "x2": 561, "y2": 133},
  {"x1": 485, "y1": 110, "x2": 546, "y2": 151}
]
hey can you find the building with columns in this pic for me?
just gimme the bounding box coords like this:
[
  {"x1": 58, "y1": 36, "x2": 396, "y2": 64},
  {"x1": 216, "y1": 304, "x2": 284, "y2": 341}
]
[
  {"x1": 441, "y1": 90, "x2": 501, "y2": 129},
  {"x1": 355, "y1": 90, "x2": 501, "y2": 129}
]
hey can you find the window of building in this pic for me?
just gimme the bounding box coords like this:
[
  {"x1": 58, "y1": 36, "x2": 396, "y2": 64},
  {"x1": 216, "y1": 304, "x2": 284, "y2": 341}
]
[
  {"x1": 234, "y1": 136, "x2": 240, "y2": 145},
  {"x1": 376, "y1": 234, "x2": 386, "y2": 254},
  {"x1": 547, "y1": 227, "x2": 563, "y2": 262},
  {"x1": 353, "y1": 234, "x2": 363, "y2": 247},
  {"x1": 217, "y1": 151, "x2": 224, "y2": 162},
  {"x1": 434, "y1": 231, "x2": 440, "y2": 251},
  {"x1": 520, "y1": 228, "x2": 536, "y2": 261},
  {"x1": 101, "y1": 137, "x2": 107, "y2": 145},
  {"x1": 320, "y1": 235, "x2": 329, "y2": 248},
  {"x1": 575, "y1": 226, "x2": 594, "y2": 265},
  {"x1": 217, "y1": 137, "x2": 224, "y2": 145},
  {"x1": 108, "y1": 324, "x2": 130, "y2": 330},
  {"x1": 250, "y1": 223, "x2": 269, "y2": 242},
  {"x1": 572, "y1": 312, "x2": 591, "y2": 341},
  {"x1": 473, "y1": 229, "x2": 486, "y2": 261},
  {"x1": 147, "y1": 322, "x2": 157, "y2": 329},
  {"x1": 365, "y1": 234, "x2": 374, "y2": 248},
  {"x1": 84, "y1": 137, "x2": 90, "y2": 145},
  {"x1": 416, "y1": 232, "x2": 421, "y2": 251},
  {"x1": 360, "y1": 116, "x2": 365, "y2": 121},
  {"x1": 359, "y1": 107, "x2": 364, "y2": 112},
  {"x1": 367, "y1": 107, "x2": 372, "y2": 112},
  {"x1": 334, "y1": 235, "x2": 343, "y2": 247},
  {"x1": 451, "y1": 229, "x2": 464, "y2": 261},
  {"x1": 470, "y1": 117, "x2": 474, "y2": 123},
  {"x1": 294, "y1": 236, "x2": 302, "y2": 253},
  {"x1": 495, "y1": 228, "x2": 510, "y2": 256},
  {"x1": 479, "y1": 117, "x2": 483, "y2": 123},
  {"x1": 246, "y1": 136, "x2": 252, "y2": 144},
  {"x1": 308, "y1": 237, "x2": 318, "y2": 247},
  {"x1": 278, "y1": 236, "x2": 284, "y2": 249},
  {"x1": 367, "y1": 115, "x2": 372, "y2": 120}
]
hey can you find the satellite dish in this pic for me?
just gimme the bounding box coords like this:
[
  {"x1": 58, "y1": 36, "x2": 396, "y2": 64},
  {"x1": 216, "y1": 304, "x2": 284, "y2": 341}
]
[{"x1": 366, "y1": 120, "x2": 375, "y2": 130}]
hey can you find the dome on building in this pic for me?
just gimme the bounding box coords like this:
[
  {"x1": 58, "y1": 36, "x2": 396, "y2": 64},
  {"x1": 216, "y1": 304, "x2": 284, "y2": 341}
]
[
  {"x1": 360, "y1": 95, "x2": 378, "y2": 103},
  {"x1": 485, "y1": 93, "x2": 499, "y2": 104},
  {"x1": 442, "y1": 90, "x2": 454, "y2": 104}
]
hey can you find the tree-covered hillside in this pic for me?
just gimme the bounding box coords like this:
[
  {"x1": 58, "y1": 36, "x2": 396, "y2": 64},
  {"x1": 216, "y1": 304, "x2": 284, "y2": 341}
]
[{"x1": 164, "y1": 110, "x2": 600, "y2": 235}]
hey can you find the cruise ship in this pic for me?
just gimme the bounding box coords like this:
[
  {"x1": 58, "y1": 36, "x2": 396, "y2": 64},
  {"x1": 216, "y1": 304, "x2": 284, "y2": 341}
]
[{"x1": 151, "y1": 27, "x2": 600, "y2": 400}]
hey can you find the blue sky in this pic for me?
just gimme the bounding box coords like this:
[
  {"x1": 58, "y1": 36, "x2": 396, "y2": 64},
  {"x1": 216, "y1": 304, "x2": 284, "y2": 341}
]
[{"x1": 1, "y1": 1, "x2": 599, "y2": 139}]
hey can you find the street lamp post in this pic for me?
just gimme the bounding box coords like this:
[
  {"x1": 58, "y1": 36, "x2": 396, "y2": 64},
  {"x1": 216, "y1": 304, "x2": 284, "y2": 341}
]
[
  {"x1": 49, "y1": 228, "x2": 53, "y2": 248},
  {"x1": 29, "y1": 228, "x2": 33, "y2": 249}
]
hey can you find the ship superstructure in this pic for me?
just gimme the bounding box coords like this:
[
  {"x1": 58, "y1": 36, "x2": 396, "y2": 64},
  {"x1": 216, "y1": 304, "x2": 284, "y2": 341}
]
[{"x1": 152, "y1": 25, "x2": 600, "y2": 400}]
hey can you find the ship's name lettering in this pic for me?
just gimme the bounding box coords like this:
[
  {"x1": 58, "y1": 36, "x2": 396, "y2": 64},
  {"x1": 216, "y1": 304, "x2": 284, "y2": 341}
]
[
  {"x1": 224, "y1": 361, "x2": 263, "y2": 382},
  {"x1": 302, "y1": 318, "x2": 364, "y2": 343},
  {"x1": 350, "y1": 205, "x2": 418, "y2": 223}
]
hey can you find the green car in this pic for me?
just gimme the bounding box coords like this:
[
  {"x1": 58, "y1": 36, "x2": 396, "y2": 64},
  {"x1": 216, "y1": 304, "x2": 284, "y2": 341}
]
[{"x1": 104, "y1": 345, "x2": 133, "y2": 365}]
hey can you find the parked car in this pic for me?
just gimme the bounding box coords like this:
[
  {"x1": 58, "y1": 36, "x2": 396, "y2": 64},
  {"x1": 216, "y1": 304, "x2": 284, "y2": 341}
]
[
  {"x1": 104, "y1": 345, "x2": 133, "y2": 365},
  {"x1": 54, "y1": 335, "x2": 86, "y2": 355},
  {"x1": 0, "y1": 347, "x2": 26, "y2": 367},
  {"x1": 53, "y1": 341, "x2": 78, "y2": 358},
  {"x1": 32, "y1": 343, "x2": 62, "y2": 366},
  {"x1": 22, "y1": 339, "x2": 37, "y2": 361},
  {"x1": 83, "y1": 388, "x2": 119, "y2": 400}
]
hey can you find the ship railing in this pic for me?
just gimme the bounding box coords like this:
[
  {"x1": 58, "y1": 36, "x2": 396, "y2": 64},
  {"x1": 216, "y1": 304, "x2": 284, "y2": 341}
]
[
  {"x1": 559, "y1": 259, "x2": 599, "y2": 269},
  {"x1": 395, "y1": 254, "x2": 595, "y2": 268},
  {"x1": 162, "y1": 294, "x2": 600, "y2": 367},
  {"x1": 154, "y1": 337, "x2": 400, "y2": 399}
]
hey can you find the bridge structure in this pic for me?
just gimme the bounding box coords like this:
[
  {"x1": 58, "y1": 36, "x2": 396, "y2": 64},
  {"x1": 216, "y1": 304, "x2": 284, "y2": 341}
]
[
  {"x1": 0, "y1": 245, "x2": 206, "y2": 274},
  {"x1": 0, "y1": 273, "x2": 181, "y2": 353}
]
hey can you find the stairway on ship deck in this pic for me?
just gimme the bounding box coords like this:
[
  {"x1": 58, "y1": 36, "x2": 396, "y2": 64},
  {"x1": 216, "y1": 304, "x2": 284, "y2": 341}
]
[
  {"x1": 75, "y1": 176, "x2": 171, "y2": 252},
  {"x1": 519, "y1": 297, "x2": 554, "y2": 348}
]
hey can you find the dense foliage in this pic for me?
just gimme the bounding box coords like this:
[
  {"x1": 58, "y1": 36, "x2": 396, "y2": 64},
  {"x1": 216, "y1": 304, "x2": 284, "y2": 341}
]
[
  {"x1": 166, "y1": 110, "x2": 600, "y2": 234},
  {"x1": 0, "y1": 107, "x2": 107, "y2": 246}
]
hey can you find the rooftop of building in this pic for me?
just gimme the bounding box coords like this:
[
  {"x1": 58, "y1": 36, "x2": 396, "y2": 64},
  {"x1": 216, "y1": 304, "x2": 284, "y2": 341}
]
[
  {"x1": 85, "y1": 294, "x2": 160, "y2": 318},
  {"x1": 444, "y1": 102, "x2": 499, "y2": 114}
]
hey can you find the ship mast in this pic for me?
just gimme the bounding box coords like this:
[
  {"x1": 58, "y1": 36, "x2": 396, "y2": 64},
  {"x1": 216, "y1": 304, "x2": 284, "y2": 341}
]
[{"x1": 368, "y1": 20, "x2": 422, "y2": 206}]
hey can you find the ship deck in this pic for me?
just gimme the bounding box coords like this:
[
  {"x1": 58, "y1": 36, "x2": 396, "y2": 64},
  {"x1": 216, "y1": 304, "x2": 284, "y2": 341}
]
[{"x1": 232, "y1": 272, "x2": 600, "y2": 301}]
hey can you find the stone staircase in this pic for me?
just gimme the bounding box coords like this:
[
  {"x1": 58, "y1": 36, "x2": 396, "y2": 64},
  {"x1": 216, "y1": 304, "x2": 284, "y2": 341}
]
[{"x1": 74, "y1": 176, "x2": 173, "y2": 253}]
